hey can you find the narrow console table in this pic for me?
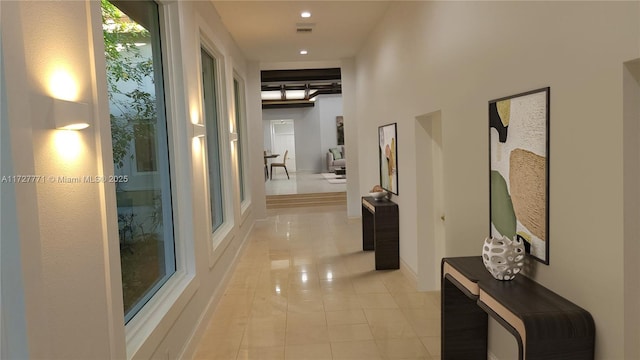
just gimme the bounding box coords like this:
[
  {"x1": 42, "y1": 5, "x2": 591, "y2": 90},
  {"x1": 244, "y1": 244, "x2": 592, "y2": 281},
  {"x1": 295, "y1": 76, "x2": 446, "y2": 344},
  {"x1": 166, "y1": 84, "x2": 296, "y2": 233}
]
[
  {"x1": 441, "y1": 257, "x2": 595, "y2": 360},
  {"x1": 361, "y1": 196, "x2": 399, "y2": 270}
]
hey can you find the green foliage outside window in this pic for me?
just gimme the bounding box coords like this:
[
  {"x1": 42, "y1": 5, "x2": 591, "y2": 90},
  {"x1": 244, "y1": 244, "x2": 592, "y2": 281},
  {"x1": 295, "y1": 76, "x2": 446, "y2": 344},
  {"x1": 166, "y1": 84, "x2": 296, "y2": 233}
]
[{"x1": 102, "y1": 0, "x2": 156, "y2": 169}]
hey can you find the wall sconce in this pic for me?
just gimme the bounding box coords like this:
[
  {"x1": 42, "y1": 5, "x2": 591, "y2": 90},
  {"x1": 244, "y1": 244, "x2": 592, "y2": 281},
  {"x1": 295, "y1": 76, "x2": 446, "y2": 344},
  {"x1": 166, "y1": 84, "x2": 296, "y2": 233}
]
[
  {"x1": 229, "y1": 132, "x2": 238, "y2": 142},
  {"x1": 192, "y1": 123, "x2": 205, "y2": 138},
  {"x1": 52, "y1": 98, "x2": 90, "y2": 130}
]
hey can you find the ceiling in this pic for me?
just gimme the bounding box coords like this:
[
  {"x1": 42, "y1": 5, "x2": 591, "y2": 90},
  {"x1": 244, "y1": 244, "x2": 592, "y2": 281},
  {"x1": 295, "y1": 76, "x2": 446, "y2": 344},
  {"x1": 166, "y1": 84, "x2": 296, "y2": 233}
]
[
  {"x1": 212, "y1": 1, "x2": 390, "y2": 108},
  {"x1": 212, "y1": 1, "x2": 391, "y2": 63}
]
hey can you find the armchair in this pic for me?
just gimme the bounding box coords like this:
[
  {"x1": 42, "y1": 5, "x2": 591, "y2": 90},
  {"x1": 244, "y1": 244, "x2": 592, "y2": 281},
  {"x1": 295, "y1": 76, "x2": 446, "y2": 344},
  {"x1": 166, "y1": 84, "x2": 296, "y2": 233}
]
[{"x1": 326, "y1": 146, "x2": 346, "y2": 172}]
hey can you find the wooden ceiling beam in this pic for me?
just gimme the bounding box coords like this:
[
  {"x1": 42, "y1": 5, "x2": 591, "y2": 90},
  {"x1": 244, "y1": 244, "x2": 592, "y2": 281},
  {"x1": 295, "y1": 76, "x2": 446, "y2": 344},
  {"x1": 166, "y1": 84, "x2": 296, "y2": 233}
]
[
  {"x1": 262, "y1": 101, "x2": 315, "y2": 109},
  {"x1": 261, "y1": 68, "x2": 341, "y2": 83},
  {"x1": 261, "y1": 84, "x2": 342, "y2": 92},
  {"x1": 261, "y1": 68, "x2": 342, "y2": 108}
]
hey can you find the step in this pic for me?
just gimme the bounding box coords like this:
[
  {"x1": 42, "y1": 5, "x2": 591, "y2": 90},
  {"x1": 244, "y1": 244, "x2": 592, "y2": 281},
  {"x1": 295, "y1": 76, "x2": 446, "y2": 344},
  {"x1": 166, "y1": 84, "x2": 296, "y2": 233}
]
[
  {"x1": 267, "y1": 194, "x2": 345, "y2": 203},
  {"x1": 266, "y1": 192, "x2": 346, "y2": 200},
  {"x1": 266, "y1": 192, "x2": 346, "y2": 209}
]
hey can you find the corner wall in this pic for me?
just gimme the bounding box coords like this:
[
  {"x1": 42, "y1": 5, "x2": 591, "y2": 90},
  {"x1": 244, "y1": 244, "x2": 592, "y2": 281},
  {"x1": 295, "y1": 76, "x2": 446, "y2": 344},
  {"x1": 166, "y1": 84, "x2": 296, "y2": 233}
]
[
  {"x1": 341, "y1": 58, "x2": 361, "y2": 218},
  {"x1": 623, "y1": 58, "x2": 640, "y2": 360},
  {"x1": 2, "y1": 1, "x2": 113, "y2": 357},
  {"x1": 354, "y1": 2, "x2": 638, "y2": 358},
  {"x1": 0, "y1": 5, "x2": 29, "y2": 356}
]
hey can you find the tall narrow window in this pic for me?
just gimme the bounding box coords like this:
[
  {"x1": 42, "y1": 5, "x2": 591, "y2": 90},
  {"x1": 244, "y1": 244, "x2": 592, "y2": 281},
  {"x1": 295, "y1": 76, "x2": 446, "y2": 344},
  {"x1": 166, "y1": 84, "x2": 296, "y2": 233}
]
[
  {"x1": 201, "y1": 49, "x2": 224, "y2": 231},
  {"x1": 233, "y1": 77, "x2": 246, "y2": 202},
  {"x1": 102, "y1": 0, "x2": 175, "y2": 323}
]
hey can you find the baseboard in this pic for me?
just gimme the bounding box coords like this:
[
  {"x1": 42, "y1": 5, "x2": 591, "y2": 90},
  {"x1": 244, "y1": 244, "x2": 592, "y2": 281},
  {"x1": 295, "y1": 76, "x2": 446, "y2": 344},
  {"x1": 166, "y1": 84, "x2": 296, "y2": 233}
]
[
  {"x1": 400, "y1": 258, "x2": 418, "y2": 290},
  {"x1": 177, "y1": 220, "x2": 255, "y2": 360},
  {"x1": 347, "y1": 215, "x2": 361, "y2": 223}
]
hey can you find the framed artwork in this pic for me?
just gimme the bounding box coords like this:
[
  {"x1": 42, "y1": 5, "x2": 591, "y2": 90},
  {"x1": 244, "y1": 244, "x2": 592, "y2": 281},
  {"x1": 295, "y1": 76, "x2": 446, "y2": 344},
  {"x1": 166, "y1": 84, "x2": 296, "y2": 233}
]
[
  {"x1": 489, "y1": 87, "x2": 550, "y2": 264},
  {"x1": 379, "y1": 123, "x2": 398, "y2": 195},
  {"x1": 336, "y1": 116, "x2": 344, "y2": 145}
]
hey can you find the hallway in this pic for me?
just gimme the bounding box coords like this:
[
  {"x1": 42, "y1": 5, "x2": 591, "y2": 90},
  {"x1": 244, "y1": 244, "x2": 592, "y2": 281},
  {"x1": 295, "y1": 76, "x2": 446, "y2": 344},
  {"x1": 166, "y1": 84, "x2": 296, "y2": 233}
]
[{"x1": 193, "y1": 206, "x2": 441, "y2": 359}]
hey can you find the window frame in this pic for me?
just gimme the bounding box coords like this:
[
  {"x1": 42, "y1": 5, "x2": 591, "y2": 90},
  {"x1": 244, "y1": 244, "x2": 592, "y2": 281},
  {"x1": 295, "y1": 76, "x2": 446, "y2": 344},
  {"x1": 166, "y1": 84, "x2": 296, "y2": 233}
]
[
  {"x1": 197, "y1": 32, "x2": 235, "y2": 269},
  {"x1": 200, "y1": 48, "x2": 225, "y2": 232},
  {"x1": 104, "y1": 0, "x2": 181, "y2": 326},
  {"x1": 232, "y1": 71, "x2": 251, "y2": 222},
  {"x1": 93, "y1": 0, "x2": 198, "y2": 357}
]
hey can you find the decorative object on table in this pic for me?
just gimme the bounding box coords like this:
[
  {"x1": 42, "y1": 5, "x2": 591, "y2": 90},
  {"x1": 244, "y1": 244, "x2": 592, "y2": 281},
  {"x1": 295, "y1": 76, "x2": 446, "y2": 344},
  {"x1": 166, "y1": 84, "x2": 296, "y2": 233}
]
[
  {"x1": 489, "y1": 87, "x2": 550, "y2": 264},
  {"x1": 482, "y1": 235, "x2": 525, "y2": 280},
  {"x1": 378, "y1": 123, "x2": 398, "y2": 195},
  {"x1": 336, "y1": 116, "x2": 344, "y2": 145},
  {"x1": 368, "y1": 185, "x2": 387, "y2": 201}
]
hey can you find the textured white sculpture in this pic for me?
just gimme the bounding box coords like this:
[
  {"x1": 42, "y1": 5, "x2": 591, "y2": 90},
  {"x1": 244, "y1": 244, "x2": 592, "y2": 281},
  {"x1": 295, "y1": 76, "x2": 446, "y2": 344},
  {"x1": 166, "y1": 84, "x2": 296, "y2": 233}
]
[{"x1": 482, "y1": 236, "x2": 525, "y2": 280}]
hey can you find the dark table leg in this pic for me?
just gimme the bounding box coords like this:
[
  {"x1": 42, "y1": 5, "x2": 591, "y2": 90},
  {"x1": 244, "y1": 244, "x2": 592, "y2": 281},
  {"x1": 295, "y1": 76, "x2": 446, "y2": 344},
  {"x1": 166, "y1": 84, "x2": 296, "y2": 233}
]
[
  {"x1": 373, "y1": 207, "x2": 399, "y2": 270},
  {"x1": 442, "y1": 275, "x2": 488, "y2": 360},
  {"x1": 362, "y1": 205, "x2": 374, "y2": 251}
]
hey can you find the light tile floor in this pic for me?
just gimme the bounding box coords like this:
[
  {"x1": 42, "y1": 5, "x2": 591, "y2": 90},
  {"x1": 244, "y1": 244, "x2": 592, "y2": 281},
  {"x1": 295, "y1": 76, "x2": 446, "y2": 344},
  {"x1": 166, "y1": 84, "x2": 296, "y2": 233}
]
[
  {"x1": 193, "y1": 206, "x2": 441, "y2": 360},
  {"x1": 265, "y1": 172, "x2": 347, "y2": 196}
]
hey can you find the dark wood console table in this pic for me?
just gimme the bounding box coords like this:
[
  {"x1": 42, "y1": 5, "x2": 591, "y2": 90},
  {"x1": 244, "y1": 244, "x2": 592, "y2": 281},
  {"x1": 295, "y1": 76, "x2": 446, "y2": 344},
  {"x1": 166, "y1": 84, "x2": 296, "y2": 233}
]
[
  {"x1": 442, "y1": 256, "x2": 595, "y2": 360},
  {"x1": 361, "y1": 197, "x2": 399, "y2": 270}
]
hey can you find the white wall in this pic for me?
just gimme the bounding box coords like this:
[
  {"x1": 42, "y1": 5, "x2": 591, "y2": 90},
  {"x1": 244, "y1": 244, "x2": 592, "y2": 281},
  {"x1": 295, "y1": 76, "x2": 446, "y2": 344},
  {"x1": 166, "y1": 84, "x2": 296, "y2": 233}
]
[
  {"x1": 341, "y1": 58, "x2": 361, "y2": 218},
  {"x1": 318, "y1": 94, "x2": 344, "y2": 155},
  {"x1": 623, "y1": 58, "x2": 640, "y2": 360},
  {"x1": 262, "y1": 94, "x2": 343, "y2": 172},
  {"x1": 0, "y1": 1, "x2": 260, "y2": 359},
  {"x1": 354, "y1": 1, "x2": 638, "y2": 358},
  {"x1": 246, "y1": 61, "x2": 266, "y2": 219},
  {"x1": 2, "y1": 1, "x2": 113, "y2": 357},
  {"x1": 0, "y1": 10, "x2": 29, "y2": 356}
]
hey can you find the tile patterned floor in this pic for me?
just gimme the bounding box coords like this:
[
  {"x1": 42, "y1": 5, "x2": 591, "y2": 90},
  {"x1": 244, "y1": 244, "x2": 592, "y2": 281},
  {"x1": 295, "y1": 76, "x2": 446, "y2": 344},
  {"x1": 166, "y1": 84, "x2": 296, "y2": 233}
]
[{"x1": 193, "y1": 206, "x2": 441, "y2": 360}]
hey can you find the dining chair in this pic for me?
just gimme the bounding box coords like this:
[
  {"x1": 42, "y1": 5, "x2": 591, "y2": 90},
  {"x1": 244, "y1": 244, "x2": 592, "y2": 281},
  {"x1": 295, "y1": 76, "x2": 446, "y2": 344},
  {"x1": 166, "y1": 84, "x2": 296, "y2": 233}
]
[
  {"x1": 270, "y1": 150, "x2": 289, "y2": 179},
  {"x1": 263, "y1": 150, "x2": 268, "y2": 180}
]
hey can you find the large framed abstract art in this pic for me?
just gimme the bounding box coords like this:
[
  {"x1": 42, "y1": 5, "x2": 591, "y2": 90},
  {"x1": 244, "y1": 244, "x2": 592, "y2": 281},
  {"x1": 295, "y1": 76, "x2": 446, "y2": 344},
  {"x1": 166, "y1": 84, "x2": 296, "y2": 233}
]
[
  {"x1": 489, "y1": 87, "x2": 550, "y2": 264},
  {"x1": 379, "y1": 123, "x2": 398, "y2": 195}
]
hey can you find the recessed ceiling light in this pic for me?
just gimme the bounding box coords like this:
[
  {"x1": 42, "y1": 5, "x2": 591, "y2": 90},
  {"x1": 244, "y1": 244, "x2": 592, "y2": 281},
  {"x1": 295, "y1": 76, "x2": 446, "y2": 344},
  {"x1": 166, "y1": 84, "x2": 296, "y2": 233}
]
[
  {"x1": 301, "y1": 11, "x2": 311, "y2": 18},
  {"x1": 261, "y1": 91, "x2": 282, "y2": 100},
  {"x1": 299, "y1": 50, "x2": 308, "y2": 55},
  {"x1": 286, "y1": 90, "x2": 306, "y2": 100}
]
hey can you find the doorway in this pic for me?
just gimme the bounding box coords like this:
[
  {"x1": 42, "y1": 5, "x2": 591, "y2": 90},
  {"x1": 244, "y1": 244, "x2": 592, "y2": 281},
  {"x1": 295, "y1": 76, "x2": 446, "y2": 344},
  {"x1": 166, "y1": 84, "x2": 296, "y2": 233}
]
[
  {"x1": 270, "y1": 119, "x2": 296, "y2": 173},
  {"x1": 415, "y1": 111, "x2": 445, "y2": 291}
]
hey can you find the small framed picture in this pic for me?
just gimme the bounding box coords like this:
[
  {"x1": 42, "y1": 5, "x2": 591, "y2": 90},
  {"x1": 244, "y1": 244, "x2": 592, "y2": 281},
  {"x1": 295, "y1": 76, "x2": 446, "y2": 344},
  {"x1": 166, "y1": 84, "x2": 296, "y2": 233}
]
[{"x1": 378, "y1": 123, "x2": 398, "y2": 195}]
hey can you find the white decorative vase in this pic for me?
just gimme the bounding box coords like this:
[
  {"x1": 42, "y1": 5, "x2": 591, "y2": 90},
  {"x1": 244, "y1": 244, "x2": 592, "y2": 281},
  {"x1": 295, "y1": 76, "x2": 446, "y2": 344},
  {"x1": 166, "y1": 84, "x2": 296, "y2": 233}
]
[{"x1": 482, "y1": 236, "x2": 525, "y2": 281}]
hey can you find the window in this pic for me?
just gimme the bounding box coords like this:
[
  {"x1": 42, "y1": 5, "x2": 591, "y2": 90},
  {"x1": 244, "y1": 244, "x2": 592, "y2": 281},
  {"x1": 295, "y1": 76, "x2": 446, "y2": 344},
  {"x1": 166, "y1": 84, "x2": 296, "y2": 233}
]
[
  {"x1": 233, "y1": 77, "x2": 246, "y2": 202},
  {"x1": 102, "y1": 0, "x2": 175, "y2": 323},
  {"x1": 201, "y1": 48, "x2": 224, "y2": 231}
]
